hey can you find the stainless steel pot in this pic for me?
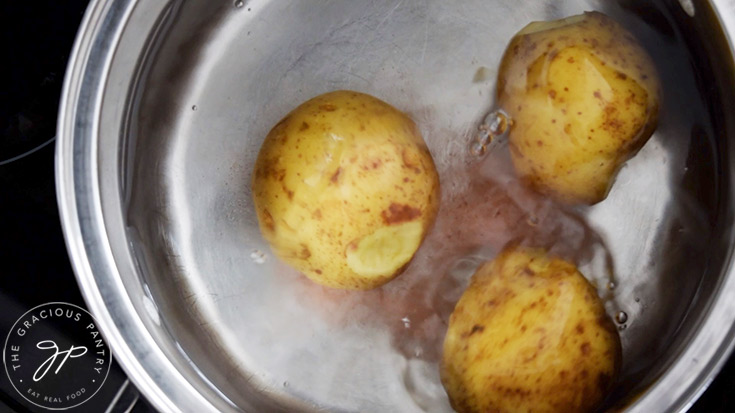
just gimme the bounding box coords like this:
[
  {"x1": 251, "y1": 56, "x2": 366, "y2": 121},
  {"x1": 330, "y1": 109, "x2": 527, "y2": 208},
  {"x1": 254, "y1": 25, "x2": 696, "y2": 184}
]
[{"x1": 57, "y1": 0, "x2": 735, "y2": 412}]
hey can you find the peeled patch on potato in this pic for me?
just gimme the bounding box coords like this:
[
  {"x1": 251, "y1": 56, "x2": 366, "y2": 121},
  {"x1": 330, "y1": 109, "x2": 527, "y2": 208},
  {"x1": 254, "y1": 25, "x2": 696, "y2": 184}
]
[
  {"x1": 251, "y1": 90, "x2": 440, "y2": 290},
  {"x1": 441, "y1": 247, "x2": 621, "y2": 413},
  {"x1": 498, "y1": 12, "x2": 661, "y2": 204}
]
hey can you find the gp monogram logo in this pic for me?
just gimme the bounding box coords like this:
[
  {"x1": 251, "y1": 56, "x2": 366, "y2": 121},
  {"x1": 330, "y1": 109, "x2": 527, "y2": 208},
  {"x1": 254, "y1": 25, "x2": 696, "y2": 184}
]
[{"x1": 3, "y1": 302, "x2": 111, "y2": 410}]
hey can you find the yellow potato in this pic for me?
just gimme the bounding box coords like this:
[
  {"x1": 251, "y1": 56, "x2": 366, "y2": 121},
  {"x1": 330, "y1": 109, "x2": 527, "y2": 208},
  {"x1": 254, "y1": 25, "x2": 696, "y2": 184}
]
[
  {"x1": 497, "y1": 12, "x2": 661, "y2": 204},
  {"x1": 251, "y1": 90, "x2": 440, "y2": 290},
  {"x1": 441, "y1": 247, "x2": 621, "y2": 413}
]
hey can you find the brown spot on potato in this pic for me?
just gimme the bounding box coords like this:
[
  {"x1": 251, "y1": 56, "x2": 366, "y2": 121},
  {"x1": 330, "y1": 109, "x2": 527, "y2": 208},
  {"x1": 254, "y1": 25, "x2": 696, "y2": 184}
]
[
  {"x1": 593, "y1": 90, "x2": 602, "y2": 99},
  {"x1": 346, "y1": 240, "x2": 358, "y2": 252},
  {"x1": 256, "y1": 158, "x2": 280, "y2": 180},
  {"x1": 567, "y1": 56, "x2": 575, "y2": 63},
  {"x1": 299, "y1": 121, "x2": 310, "y2": 131},
  {"x1": 602, "y1": 115, "x2": 624, "y2": 132},
  {"x1": 319, "y1": 104, "x2": 336, "y2": 111},
  {"x1": 254, "y1": 166, "x2": 267, "y2": 179},
  {"x1": 330, "y1": 168, "x2": 341, "y2": 184},
  {"x1": 381, "y1": 203, "x2": 421, "y2": 224},
  {"x1": 548, "y1": 90, "x2": 557, "y2": 99},
  {"x1": 299, "y1": 244, "x2": 311, "y2": 259},
  {"x1": 576, "y1": 323, "x2": 585, "y2": 334},
  {"x1": 273, "y1": 116, "x2": 290, "y2": 131},
  {"x1": 276, "y1": 169, "x2": 286, "y2": 181},
  {"x1": 401, "y1": 148, "x2": 422, "y2": 174},
  {"x1": 312, "y1": 209, "x2": 322, "y2": 219},
  {"x1": 580, "y1": 342, "x2": 591, "y2": 355},
  {"x1": 315, "y1": 269, "x2": 322, "y2": 274},
  {"x1": 469, "y1": 324, "x2": 485, "y2": 335},
  {"x1": 261, "y1": 209, "x2": 275, "y2": 232}
]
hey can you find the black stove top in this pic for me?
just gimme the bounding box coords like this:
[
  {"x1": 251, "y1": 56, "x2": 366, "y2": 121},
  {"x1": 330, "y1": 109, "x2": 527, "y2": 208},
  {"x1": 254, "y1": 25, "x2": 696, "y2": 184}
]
[
  {"x1": 1, "y1": 2, "x2": 154, "y2": 412},
  {"x1": 0, "y1": 1, "x2": 732, "y2": 412}
]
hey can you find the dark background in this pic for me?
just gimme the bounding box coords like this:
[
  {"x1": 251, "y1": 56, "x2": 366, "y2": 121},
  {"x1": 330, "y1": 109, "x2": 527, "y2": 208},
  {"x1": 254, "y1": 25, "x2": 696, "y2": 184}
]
[
  {"x1": 0, "y1": 1, "x2": 733, "y2": 412},
  {"x1": 0, "y1": 3, "x2": 154, "y2": 412}
]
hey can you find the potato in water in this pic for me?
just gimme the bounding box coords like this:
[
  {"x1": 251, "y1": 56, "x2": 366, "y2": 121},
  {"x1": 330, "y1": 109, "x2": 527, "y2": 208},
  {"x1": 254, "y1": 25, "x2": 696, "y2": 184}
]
[
  {"x1": 498, "y1": 12, "x2": 660, "y2": 204},
  {"x1": 252, "y1": 90, "x2": 440, "y2": 290},
  {"x1": 441, "y1": 247, "x2": 621, "y2": 413}
]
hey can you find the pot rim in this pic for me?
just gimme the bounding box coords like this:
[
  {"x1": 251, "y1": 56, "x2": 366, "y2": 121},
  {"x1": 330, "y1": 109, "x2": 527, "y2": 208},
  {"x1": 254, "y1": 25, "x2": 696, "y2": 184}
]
[{"x1": 56, "y1": 0, "x2": 225, "y2": 411}]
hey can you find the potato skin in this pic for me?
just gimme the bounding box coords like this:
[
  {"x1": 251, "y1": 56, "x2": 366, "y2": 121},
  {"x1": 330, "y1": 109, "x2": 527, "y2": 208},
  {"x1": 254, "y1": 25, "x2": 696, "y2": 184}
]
[
  {"x1": 441, "y1": 247, "x2": 621, "y2": 413},
  {"x1": 251, "y1": 90, "x2": 440, "y2": 290},
  {"x1": 497, "y1": 12, "x2": 661, "y2": 204}
]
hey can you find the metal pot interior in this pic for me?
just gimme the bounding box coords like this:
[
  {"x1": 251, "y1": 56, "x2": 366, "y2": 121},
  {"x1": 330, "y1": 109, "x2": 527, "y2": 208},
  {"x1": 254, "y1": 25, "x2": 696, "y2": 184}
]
[{"x1": 75, "y1": 0, "x2": 735, "y2": 411}]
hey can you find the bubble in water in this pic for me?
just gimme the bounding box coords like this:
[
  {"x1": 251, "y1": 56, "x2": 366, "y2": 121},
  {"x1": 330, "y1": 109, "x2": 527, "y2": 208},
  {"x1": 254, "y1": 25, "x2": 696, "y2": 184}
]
[
  {"x1": 618, "y1": 324, "x2": 628, "y2": 331},
  {"x1": 283, "y1": 381, "x2": 289, "y2": 387},
  {"x1": 634, "y1": 297, "x2": 641, "y2": 303},
  {"x1": 469, "y1": 140, "x2": 486, "y2": 157},
  {"x1": 615, "y1": 311, "x2": 628, "y2": 324},
  {"x1": 470, "y1": 109, "x2": 512, "y2": 158},
  {"x1": 607, "y1": 281, "x2": 616, "y2": 291},
  {"x1": 250, "y1": 250, "x2": 266, "y2": 264},
  {"x1": 191, "y1": 105, "x2": 198, "y2": 111},
  {"x1": 526, "y1": 215, "x2": 539, "y2": 227},
  {"x1": 401, "y1": 316, "x2": 411, "y2": 329},
  {"x1": 414, "y1": 347, "x2": 423, "y2": 358},
  {"x1": 476, "y1": 129, "x2": 492, "y2": 146},
  {"x1": 234, "y1": 0, "x2": 245, "y2": 8},
  {"x1": 483, "y1": 110, "x2": 509, "y2": 136}
]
